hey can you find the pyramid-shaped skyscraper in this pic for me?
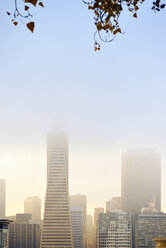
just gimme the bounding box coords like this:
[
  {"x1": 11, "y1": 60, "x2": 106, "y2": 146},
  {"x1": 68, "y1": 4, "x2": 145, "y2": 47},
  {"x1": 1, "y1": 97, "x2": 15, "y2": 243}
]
[{"x1": 41, "y1": 131, "x2": 73, "y2": 248}]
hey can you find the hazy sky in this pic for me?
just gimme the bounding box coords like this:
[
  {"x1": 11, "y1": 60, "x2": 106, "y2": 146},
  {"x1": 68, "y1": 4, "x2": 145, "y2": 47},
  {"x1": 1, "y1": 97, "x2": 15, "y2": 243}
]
[{"x1": 0, "y1": 0, "x2": 166, "y2": 216}]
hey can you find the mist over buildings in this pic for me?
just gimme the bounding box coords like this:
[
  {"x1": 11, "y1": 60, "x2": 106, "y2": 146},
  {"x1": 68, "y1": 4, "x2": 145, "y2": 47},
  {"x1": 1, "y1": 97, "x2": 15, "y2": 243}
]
[{"x1": 0, "y1": 1, "x2": 166, "y2": 247}]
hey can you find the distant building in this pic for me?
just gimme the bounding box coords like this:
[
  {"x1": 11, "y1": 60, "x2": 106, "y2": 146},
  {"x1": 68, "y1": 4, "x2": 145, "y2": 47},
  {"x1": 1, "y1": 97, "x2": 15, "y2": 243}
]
[
  {"x1": 134, "y1": 213, "x2": 166, "y2": 248},
  {"x1": 15, "y1": 213, "x2": 32, "y2": 223},
  {"x1": 87, "y1": 215, "x2": 93, "y2": 248},
  {"x1": 70, "y1": 195, "x2": 87, "y2": 248},
  {"x1": 106, "y1": 197, "x2": 121, "y2": 212},
  {"x1": 71, "y1": 206, "x2": 83, "y2": 248},
  {"x1": 0, "y1": 179, "x2": 6, "y2": 218},
  {"x1": 121, "y1": 149, "x2": 161, "y2": 213},
  {"x1": 94, "y1": 208, "x2": 104, "y2": 248},
  {"x1": 24, "y1": 197, "x2": 41, "y2": 221},
  {"x1": 97, "y1": 211, "x2": 132, "y2": 248},
  {"x1": 0, "y1": 219, "x2": 12, "y2": 248},
  {"x1": 9, "y1": 213, "x2": 40, "y2": 248}
]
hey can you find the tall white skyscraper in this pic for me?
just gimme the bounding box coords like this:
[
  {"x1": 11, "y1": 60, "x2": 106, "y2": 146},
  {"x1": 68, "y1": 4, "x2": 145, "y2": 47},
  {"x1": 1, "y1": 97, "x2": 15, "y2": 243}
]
[
  {"x1": 0, "y1": 179, "x2": 6, "y2": 218},
  {"x1": 41, "y1": 131, "x2": 73, "y2": 248}
]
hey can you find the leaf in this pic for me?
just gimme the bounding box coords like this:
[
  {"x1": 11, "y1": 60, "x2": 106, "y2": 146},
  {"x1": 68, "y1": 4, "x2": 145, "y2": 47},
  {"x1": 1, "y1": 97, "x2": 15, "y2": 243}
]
[
  {"x1": 134, "y1": 6, "x2": 139, "y2": 11},
  {"x1": 160, "y1": 4, "x2": 166, "y2": 8},
  {"x1": 25, "y1": 5, "x2": 29, "y2": 11},
  {"x1": 7, "y1": 12, "x2": 11, "y2": 15},
  {"x1": 38, "y1": 2, "x2": 44, "y2": 7},
  {"x1": 27, "y1": 22, "x2": 35, "y2": 33},
  {"x1": 96, "y1": 22, "x2": 102, "y2": 31},
  {"x1": 133, "y1": 13, "x2": 137, "y2": 18},
  {"x1": 25, "y1": 0, "x2": 38, "y2": 6},
  {"x1": 13, "y1": 21, "x2": 18, "y2": 26}
]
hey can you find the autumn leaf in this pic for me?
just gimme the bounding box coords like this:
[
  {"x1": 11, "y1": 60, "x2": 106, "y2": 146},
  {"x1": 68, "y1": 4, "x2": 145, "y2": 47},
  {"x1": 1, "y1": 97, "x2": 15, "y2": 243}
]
[
  {"x1": 13, "y1": 21, "x2": 18, "y2": 26},
  {"x1": 27, "y1": 22, "x2": 35, "y2": 33},
  {"x1": 25, "y1": 0, "x2": 38, "y2": 7},
  {"x1": 96, "y1": 22, "x2": 102, "y2": 31},
  {"x1": 160, "y1": 4, "x2": 166, "y2": 8},
  {"x1": 25, "y1": 5, "x2": 29, "y2": 11},
  {"x1": 134, "y1": 6, "x2": 139, "y2": 11},
  {"x1": 133, "y1": 13, "x2": 137, "y2": 18},
  {"x1": 38, "y1": 2, "x2": 44, "y2": 7}
]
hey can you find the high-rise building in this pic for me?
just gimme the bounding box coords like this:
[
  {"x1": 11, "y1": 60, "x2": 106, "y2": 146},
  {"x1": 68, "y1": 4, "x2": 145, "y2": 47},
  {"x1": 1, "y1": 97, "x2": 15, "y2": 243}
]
[
  {"x1": 0, "y1": 179, "x2": 6, "y2": 218},
  {"x1": 87, "y1": 215, "x2": 93, "y2": 248},
  {"x1": 0, "y1": 219, "x2": 12, "y2": 248},
  {"x1": 41, "y1": 131, "x2": 73, "y2": 248},
  {"x1": 106, "y1": 197, "x2": 122, "y2": 212},
  {"x1": 121, "y1": 149, "x2": 161, "y2": 213},
  {"x1": 97, "y1": 211, "x2": 132, "y2": 248},
  {"x1": 70, "y1": 195, "x2": 87, "y2": 248},
  {"x1": 9, "y1": 214, "x2": 40, "y2": 248},
  {"x1": 133, "y1": 213, "x2": 166, "y2": 248},
  {"x1": 93, "y1": 208, "x2": 104, "y2": 248},
  {"x1": 71, "y1": 206, "x2": 83, "y2": 248},
  {"x1": 24, "y1": 197, "x2": 41, "y2": 221}
]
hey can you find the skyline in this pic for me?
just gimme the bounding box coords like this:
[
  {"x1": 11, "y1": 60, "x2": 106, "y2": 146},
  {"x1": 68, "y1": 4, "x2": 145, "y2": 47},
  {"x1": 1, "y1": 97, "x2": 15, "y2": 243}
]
[
  {"x1": 1, "y1": 133, "x2": 166, "y2": 217},
  {"x1": 1, "y1": 0, "x2": 166, "y2": 218}
]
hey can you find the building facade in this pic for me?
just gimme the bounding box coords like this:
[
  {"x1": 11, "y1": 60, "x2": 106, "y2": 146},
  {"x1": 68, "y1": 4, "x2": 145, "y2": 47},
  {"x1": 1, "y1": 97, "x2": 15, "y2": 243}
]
[
  {"x1": 0, "y1": 219, "x2": 12, "y2": 248},
  {"x1": 97, "y1": 211, "x2": 132, "y2": 248},
  {"x1": 0, "y1": 180, "x2": 6, "y2": 218},
  {"x1": 134, "y1": 213, "x2": 166, "y2": 248},
  {"x1": 87, "y1": 215, "x2": 93, "y2": 248},
  {"x1": 94, "y1": 208, "x2": 104, "y2": 248},
  {"x1": 9, "y1": 214, "x2": 40, "y2": 248},
  {"x1": 70, "y1": 195, "x2": 87, "y2": 248},
  {"x1": 71, "y1": 206, "x2": 83, "y2": 248},
  {"x1": 9, "y1": 223, "x2": 40, "y2": 248},
  {"x1": 121, "y1": 149, "x2": 161, "y2": 213},
  {"x1": 41, "y1": 131, "x2": 73, "y2": 248},
  {"x1": 24, "y1": 197, "x2": 41, "y2": 221},
  {"x1": 15, "y1": 214, "x2": 32, "y2": 223}
]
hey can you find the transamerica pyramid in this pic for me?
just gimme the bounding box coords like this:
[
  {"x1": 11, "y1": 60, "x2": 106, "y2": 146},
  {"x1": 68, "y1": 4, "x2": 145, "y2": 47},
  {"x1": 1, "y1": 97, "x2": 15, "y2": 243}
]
[{"x1": 41, "y1": 131, "x2": 73, "y2": 248}]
